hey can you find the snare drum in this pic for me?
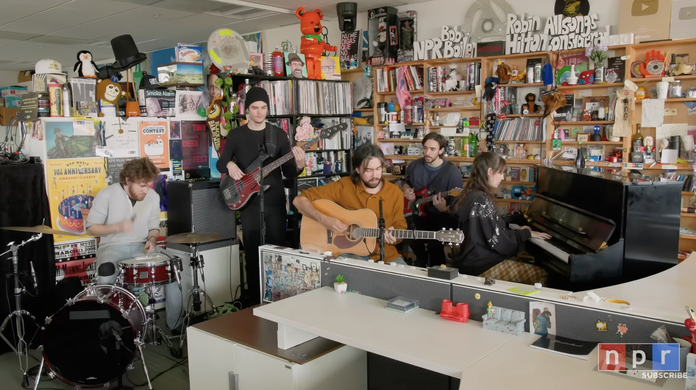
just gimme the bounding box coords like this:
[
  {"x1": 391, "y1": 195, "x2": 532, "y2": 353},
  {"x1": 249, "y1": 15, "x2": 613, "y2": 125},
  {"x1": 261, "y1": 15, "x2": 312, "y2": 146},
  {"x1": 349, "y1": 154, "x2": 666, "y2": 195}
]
[
  {"x1": 119, "y1": 255, "x2": 173, "y2": 287},
  {"x1": 42, "y1": 285, "x2": 146, "y2": 388}
]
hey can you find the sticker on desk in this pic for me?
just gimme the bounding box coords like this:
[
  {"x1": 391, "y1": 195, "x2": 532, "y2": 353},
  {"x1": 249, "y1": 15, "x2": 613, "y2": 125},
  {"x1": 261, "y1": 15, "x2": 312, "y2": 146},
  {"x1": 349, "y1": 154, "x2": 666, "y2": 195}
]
[
  {"x1": 596, "y1": 320, "x2": 608, "y2": 331},
  {"x1": 529, "y1": 302, "x2": 556, "y2": 336},
  {"x1": 616, "y1": 323, "x2": 628, "y2": 337}
]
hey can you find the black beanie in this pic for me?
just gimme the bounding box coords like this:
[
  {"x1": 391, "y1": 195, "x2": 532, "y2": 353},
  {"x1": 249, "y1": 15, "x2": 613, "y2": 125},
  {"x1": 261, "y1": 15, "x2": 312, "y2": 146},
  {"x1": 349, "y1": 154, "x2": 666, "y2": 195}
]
[{"x1": 245, "y1": 87, "x2": 270, "y2": 107}]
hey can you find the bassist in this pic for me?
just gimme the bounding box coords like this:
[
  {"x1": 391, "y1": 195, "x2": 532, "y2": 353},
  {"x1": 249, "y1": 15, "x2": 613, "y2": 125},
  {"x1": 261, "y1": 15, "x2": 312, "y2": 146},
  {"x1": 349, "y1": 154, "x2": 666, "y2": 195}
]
[
  {"x1": 216, "y1": 87, "x2": 306, "y2": 306},
  {"x1": 401, "y1": 133, "x2": 462, "y2": 267}
]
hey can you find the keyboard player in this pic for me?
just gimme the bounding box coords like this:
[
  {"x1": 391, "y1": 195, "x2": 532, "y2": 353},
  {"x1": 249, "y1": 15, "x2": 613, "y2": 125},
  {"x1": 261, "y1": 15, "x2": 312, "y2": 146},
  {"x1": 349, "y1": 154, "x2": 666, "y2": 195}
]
[{"x1": 449, "y1": 152, "x2": 551, "y2": 284}]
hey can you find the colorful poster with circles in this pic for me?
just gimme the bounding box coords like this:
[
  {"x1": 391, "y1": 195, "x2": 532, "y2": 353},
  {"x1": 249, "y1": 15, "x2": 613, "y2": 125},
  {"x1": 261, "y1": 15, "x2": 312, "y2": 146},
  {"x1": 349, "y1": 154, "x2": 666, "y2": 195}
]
[
  {"x1": 46, "y1": 158, "x2": 107, "y2": 243},
  {"x1": 138, "y1": 120, "x2": 170, "y2": 170}
]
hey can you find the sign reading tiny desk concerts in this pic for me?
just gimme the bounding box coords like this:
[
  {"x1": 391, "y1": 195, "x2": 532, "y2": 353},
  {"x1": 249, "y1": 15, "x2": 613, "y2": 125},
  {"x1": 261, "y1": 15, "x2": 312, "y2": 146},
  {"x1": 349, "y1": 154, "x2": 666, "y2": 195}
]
[{"x1": 506, "y1": 13, "x2": 610, "y2": 54}]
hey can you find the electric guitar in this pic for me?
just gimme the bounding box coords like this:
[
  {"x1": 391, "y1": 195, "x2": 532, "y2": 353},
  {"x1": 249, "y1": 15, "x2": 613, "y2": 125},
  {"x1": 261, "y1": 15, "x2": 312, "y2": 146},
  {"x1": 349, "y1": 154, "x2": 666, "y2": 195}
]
[
  {"x1": 300, "y1": 199, "x2": 464, "y2": 257},
  {"x1": 220, "y1": 123, "x2": 347, "y2": 210},
  {"x1": 404, "y1": 187, "x2": 464, "y2": 218}
]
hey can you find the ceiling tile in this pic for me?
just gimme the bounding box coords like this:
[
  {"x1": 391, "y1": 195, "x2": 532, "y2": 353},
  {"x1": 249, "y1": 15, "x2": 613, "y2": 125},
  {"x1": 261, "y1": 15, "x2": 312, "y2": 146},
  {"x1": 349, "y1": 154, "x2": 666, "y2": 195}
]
[
  {"x1": 111, "y1": 0, "x2": 164, "y2": 5},
  {"x1": 2, "y1": 8, "x2": 124, "y2": 35},
  {"x1": 153, "y1": 0, "x2": 234, "y2": 13},
  {"x1": 0, "y1": 1, "x2": 63, "y2": 26},
  {"x1": 60, "y1": 0, "x2": 144, "y2": 12}
]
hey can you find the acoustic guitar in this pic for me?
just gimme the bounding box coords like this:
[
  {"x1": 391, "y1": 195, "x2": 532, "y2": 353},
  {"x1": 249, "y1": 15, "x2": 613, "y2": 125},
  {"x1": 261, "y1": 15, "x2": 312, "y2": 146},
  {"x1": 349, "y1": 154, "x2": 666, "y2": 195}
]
[
  {"x1": 404, "y1": 187, "x2": 463, "y2": 218},
  {"x1": 220, "y1": 123, "x2": 347, "y2": 210},
  {"x1": 300, "y1": 199, "x2": 464, "y2": 257}
]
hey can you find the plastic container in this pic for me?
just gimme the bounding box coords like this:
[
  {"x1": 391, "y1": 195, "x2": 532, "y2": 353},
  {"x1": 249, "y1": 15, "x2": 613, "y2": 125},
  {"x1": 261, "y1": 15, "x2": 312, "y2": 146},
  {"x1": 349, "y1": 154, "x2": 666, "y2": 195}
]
[
  {"x1": 439, "y1": 300, "x2": 470, "y2": 322},
  {"x1": 272, "y1": 47, "x2": 284, "y2": 77}
]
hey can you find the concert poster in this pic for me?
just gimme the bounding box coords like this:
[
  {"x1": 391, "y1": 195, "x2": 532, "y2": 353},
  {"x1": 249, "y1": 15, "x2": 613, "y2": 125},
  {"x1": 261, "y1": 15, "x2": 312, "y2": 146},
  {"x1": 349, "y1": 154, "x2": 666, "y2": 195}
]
[
  {"x1": 106, "y1": 157, "x2": 134, "y2": 185},
  {"x1": 54, "y1": 239, "x2": 97, "y2": 285},
  {"x1": 138, "y1": 120, "x2": 170, "y2": 170},
  {"x1": 46, "y1": 158, "x2": 107, "y2": 243},
  {"x1": 181, "y1": 121, "x2": 209, "y2": 170}
]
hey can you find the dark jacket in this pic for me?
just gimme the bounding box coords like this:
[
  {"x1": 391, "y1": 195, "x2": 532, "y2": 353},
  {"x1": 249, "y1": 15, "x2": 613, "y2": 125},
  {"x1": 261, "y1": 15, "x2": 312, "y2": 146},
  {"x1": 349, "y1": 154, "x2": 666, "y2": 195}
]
[{"x1": 452, "y1": 190, "x2": 531, "y2": 275}]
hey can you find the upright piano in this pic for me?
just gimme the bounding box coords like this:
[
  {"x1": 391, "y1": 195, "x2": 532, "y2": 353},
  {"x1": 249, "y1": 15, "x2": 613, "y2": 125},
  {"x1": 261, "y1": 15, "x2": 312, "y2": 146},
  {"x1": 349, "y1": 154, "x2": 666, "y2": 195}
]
[{"x1": 513, "y1": 166, "x2": 682, "y2": 290}]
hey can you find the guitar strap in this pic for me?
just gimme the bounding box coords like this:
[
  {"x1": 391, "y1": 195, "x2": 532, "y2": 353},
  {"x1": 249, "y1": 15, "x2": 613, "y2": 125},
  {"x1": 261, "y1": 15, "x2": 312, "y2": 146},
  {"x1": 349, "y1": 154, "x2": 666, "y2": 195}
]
[
  {"x1": 425, "y1": 160, "x2": 454, "y2": 195},
  {"x1": 264, "y1": 124, "x2": 278, "y2": 157}
]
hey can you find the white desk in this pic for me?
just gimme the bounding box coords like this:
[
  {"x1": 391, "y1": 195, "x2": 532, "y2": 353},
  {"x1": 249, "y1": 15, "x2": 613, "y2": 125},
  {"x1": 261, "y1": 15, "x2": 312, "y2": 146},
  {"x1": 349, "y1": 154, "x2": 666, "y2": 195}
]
[
  {"x1": 460, "y1": 333, "x2": 683, "y2": 390},
  {"x1": 573, "y1": 253, "x2": 696, "y2": 324},
  {"x1": 254, "y1": 287, "x2": 516, "y2": 378}
]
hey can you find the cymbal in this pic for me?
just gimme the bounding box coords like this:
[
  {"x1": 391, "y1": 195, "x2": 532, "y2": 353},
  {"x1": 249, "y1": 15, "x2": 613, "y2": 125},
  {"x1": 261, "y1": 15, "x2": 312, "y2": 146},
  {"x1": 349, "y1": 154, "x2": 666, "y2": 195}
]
[
  {"x1": 166, "y1": 232, "x2": 222, "y2": 244},
  {"x1": 1, "y1": 225, "x2": 82, "y2": 236}
]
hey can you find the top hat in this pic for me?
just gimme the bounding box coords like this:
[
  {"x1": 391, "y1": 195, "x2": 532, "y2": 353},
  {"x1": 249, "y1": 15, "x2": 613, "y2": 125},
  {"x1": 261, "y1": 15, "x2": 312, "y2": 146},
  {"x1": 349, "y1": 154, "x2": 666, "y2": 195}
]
[
  {"x1": 110, "y1": 35, "x2": 146, "y2": 71},
  {"x1": 286, "y1": 53, "x2": 305, "y2": 66}
]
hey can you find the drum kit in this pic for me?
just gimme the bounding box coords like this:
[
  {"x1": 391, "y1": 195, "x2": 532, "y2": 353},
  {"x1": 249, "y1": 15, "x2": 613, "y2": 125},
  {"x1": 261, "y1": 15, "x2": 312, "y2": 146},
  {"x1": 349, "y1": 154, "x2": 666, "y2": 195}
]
[{"x1": 0, "y1": 225, "x2": 222, "y2": 390}]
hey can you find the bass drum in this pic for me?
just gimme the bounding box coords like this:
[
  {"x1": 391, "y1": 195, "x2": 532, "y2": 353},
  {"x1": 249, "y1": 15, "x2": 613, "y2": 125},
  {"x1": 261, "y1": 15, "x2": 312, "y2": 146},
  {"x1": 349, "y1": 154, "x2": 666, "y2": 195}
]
[{"x1": 42, "y1": 285, "x2": 146, "y2": 387}]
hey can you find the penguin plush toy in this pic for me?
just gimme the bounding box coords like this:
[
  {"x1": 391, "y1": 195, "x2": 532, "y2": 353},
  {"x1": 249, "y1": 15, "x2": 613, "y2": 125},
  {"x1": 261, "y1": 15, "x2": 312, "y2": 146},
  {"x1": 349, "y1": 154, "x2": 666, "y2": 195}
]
[{"x1": 74, "y1": 50, "x2": 98, "y2": 78}]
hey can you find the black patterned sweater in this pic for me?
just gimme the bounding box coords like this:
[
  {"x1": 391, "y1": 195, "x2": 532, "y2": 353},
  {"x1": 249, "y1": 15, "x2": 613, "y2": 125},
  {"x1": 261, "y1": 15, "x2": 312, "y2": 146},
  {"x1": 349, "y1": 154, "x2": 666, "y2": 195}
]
[{"x1": 452, "y1": 190, "x2": 531, "y2": 275}]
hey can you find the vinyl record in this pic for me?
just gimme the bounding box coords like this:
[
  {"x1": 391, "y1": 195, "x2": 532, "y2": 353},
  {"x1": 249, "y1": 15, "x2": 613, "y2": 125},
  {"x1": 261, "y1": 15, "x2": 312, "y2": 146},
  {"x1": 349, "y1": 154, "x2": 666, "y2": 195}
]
[
  {"x1": 631, "y1": 61, "x2": 645, "y2": 78},
  {"x1": 646, "y1": 60, "x2": 664, "y2": 75},
  {"x1": 207, "y1": 28, "x2": 249, "y2": 71}
]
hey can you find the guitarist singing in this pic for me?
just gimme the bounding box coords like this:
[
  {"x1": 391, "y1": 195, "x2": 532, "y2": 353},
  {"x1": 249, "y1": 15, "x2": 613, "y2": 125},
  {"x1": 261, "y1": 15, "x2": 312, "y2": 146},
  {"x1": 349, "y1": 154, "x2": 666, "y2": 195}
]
[
  {"x1": 216, "y1": 87, "x2": 306, "y2": 306},
  {"x1": 401, "y1": 133, "x2": 462, "y2": 267},
  {"x1": 293, "y1": 144, "x2": 408, "y2": 264}
]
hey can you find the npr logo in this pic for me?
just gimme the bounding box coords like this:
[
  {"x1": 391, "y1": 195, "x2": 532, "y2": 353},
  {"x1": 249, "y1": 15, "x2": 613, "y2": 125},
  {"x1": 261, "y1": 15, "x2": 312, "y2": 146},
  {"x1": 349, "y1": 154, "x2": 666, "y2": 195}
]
[{"x1": 598, "y1": 344, "x2": 680, "y2": 371}]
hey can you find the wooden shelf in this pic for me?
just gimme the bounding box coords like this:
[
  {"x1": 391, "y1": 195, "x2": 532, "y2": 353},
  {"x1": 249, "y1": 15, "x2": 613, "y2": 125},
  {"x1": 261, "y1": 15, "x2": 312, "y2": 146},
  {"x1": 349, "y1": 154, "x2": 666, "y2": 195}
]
[
  {"x1": 500, "y1": 82, "x2": 545, "y2": 88},
  {"x1": 640, "y1": 163, "x2": 693, "y2": 170},
  {"x1": 426, "y1": 57, "x2": 482, "y2": 65},
  {"x1": 636, "y1": 98, "x2": 696, "y2": 104},
  {"x1": 353, "y1": 108, "x2": 373, "y2": 112},
  {"x1": 491, "y1": 51, "x2": 551, "y2": 60},
  {"x1": 680, "y1": 234, "x2": 696, "y2": 241},
  {"x1": 371, "y1": 60, "x2": 425, "y2": 68},
  {"x1": 503, "y1": 159, "x2": 541, "y2": 164},
  {"x1": 495, "y1": 140, "x2": 544, "y2": 143},
  {"x1": 560, "y1": 141, "x2": 623, "y2": 145},
  {"x1": 554, "y1": 121, "x2": 614, "y2": 126},
  {"x1": 631, "y1": 37, "x2": 696, "y2": 49},
  {"x1": 376, "y1": 123, "x2": 425, "y2": 127},
  {"x1": 385, "y1": 155, "x2": 420, "y2": 160},
  {"x1": 380, "y1": 138, "x2": 423, "y2": 142},
  {"x1": 427, "y1": 106, "x2": 480, "y2": 112},
  {"x1": 426, "y1": 90, "x2": 476, "y2": 96},
  {"x1": 629, "y1": 75, "x2": 696, "y2": 83},
  {"x1": 683, "y1": 192, "x2": 694, "y2": 196},
  {"x1": 376, "y1": 89, "x2": 424, "y2": 95},
  {"x1": 504, "y1": 114, "x2": 544, "y2": 118},
  {"x1": 681, "y1": 213, "x2": 696, "y2": 218},
  {"x1": 558, "y1": 83, "x2": 624, "y2": 90},
  {"x1": 341, "y1": 68, "x2": 364, "y2": 74}
]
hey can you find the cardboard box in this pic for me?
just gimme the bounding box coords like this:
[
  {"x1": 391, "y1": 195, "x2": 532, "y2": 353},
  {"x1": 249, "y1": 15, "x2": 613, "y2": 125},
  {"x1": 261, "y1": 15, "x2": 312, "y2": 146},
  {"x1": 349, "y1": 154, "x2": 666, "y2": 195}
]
[
  {"x1": 0, "y1": 86, "x2": 27, "y2": 97},
  {"x1": 619, "y1": 0, "x2": 673, "y2": 42},
  {"x1": 0, "y1": 107, "x2": 19, "y2": 125},
  {"x1": 5, "y1": 96, "x2": 22, "y2": 108},
  {"x1": 18, "y1": 70, "x2": 32, "y2": 83}
]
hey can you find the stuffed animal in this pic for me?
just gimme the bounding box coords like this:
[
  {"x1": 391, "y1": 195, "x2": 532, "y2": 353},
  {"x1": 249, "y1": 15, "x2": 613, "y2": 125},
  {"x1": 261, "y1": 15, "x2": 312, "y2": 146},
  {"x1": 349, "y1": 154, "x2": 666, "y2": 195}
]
[
  {"x1": 296, "y1": 7, "x2": 337, "y2": 79},
  {"x1": 74, "y1": 50, "x2": 98, "y2": 78},
  {"x1": 578, "y1": 70, "x2": 594, "y2": 85},
  {"x1": 373, "y1": 17, "x2": 388, "y2": 56},
  {"x1": 521, "y1": 93, "x2": 540, "y2": 114},
  {"x1": 495, "y1": 60, "x2": 511, "y2": 84},
  {"x1": 96, "y1": 79, "x2": 125, "y2": 117}
]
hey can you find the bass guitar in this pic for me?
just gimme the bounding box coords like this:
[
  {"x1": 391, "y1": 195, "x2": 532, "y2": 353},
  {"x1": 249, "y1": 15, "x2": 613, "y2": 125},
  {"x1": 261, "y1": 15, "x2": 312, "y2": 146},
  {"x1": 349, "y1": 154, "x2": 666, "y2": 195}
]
[
  {"x1": 404, "y1": 187, "x2": 463, "y2": 218},
  {"x1": 300, "y1": 199, "x2": 464, "y2": 257},
  {"x1": 221, "y1": 123, "x2": 347, "y2": 210}
]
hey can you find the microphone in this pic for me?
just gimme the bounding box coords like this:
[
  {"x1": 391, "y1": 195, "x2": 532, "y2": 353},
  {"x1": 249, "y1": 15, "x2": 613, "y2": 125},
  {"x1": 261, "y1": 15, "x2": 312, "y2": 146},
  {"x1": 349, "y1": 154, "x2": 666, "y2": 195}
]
[{"x1": 29, "y1": 261, "x2": 37, "y2": 289}]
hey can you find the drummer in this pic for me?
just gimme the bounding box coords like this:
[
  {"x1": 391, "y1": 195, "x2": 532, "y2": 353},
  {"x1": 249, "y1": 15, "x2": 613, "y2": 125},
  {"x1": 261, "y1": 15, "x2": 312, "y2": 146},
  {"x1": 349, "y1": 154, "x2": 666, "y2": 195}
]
[{"x1": 85, "y1": 157, "x2": 183, "y2": 333}]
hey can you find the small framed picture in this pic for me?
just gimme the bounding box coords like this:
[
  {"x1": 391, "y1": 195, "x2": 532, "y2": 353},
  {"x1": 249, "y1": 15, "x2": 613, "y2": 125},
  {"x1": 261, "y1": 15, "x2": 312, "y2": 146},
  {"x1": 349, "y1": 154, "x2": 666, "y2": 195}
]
[{"x1": 578, "y1": 134, "x2": 589, "y2": 142}]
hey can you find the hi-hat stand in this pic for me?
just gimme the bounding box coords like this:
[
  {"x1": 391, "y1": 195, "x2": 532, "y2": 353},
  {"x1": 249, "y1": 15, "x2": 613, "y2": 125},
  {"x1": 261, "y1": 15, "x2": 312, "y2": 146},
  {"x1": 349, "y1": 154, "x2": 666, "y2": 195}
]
[
  {"x1": 0, "y1": 233, "x2": 42, "y2": 388},
  {"x1": 178, "y1": 243, "x2": 217, "y2": 350}
]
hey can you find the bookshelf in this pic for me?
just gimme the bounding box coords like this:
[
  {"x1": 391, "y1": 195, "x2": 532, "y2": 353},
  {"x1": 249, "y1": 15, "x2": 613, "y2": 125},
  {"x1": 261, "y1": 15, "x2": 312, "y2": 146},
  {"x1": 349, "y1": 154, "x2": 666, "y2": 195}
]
[{"x1": 369, "y1": 39, "x2": 696, "y2": 218}]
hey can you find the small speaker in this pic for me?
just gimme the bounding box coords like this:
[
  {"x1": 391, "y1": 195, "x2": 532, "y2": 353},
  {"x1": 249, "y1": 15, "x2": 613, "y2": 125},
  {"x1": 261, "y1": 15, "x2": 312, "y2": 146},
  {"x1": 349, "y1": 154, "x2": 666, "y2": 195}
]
[{"x1": 167, "y1": 179, "x2": 235, "y2": 240}]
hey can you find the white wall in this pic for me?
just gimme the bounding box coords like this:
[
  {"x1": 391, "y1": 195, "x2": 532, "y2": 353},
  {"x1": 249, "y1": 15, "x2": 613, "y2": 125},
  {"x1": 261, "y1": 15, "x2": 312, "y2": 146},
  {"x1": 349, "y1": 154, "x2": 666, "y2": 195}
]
[
  {"x1": 0, "y1": 70, "x2": 23, "y2": 88},
  {"x1": 260, "y1": 0, "x2": 622, "y2": 55}
]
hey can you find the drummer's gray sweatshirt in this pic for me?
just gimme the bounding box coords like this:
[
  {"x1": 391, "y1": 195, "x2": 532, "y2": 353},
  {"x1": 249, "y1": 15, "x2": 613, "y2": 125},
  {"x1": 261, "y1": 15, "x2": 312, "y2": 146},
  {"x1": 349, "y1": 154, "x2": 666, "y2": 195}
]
[{"x1": 85, "y1": 183, "x2": 160, "y2": 248}]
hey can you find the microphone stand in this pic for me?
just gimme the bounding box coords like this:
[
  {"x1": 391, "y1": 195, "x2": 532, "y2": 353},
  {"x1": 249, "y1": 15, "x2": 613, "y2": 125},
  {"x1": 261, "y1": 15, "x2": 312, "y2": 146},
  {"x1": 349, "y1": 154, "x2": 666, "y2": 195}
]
[
  {"x1": 257, "y1": 143, "x2": 269, "y2": 247},
  {"x1": 112, "y1": 329, "x2": 132, "y2": 390},
  {"x1": 378, "y1": 199, "x2": 385, "y2": 263}
]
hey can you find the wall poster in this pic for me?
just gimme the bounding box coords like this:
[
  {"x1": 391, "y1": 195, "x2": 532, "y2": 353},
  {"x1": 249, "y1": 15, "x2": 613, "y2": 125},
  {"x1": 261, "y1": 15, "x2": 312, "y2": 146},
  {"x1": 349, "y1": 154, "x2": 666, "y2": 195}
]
[
  {"x1": 262, "y1": 251, "x2": 321, "y2": 303},
  {"x1": 138, "y1": 120, "x2": 170, "y2": 170}
]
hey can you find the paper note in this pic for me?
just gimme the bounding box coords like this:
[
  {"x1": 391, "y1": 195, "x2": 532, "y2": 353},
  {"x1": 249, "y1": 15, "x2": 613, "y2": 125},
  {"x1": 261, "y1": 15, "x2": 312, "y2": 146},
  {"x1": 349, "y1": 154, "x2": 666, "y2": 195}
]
[
  {"x1": 508, "y1": 286, "x2": 540, "y2": 296},
  {"x1": 641, "y1": 99, "x2": 665, "y2": 128},
  {"x1": 656, "y1": 123, "x2": 688, "y2": 144}
]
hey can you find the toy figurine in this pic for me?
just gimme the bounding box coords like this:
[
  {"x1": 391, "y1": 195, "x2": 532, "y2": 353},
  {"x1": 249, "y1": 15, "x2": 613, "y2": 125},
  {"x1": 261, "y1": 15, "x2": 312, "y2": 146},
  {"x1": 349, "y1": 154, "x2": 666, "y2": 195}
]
[
  {"x1": 373, "y1": 17, "x2": 388, "y2": 55},
  {"x1": 508, "y1": 65, "x2": 526, "y2": 83},
  {"x1": 486, "y1": 301, "x2": 494, "y2": 318},
  {"x1": 296, "y1": 7, "x2": 337, "y2": 79},
  {"x1": 484, "y1": 276, "x2": 495, "y2": 285},
  {"x1": 496, "y1": 60, "x2": 511, "y2": 83},
  {"x1": 74, "y1": 50, "x2": 98, "y2": 78},
  {"x1": 401, "y1": 20, "x2": 414, "y2": 51}
]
